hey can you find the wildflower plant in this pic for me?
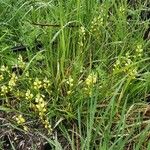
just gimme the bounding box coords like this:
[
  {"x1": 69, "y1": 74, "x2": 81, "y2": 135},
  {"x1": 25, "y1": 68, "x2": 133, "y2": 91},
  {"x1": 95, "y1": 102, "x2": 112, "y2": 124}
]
[
  {"x1": 90, "y1": 15, "x2": 104, "y2": 33},
  {"x1": 1, "y1": 85, "x2": 8, "y2": 95},
  {"x1": 17, "y1": 54, "x2": 26, "y2": 69},
  {"x1": 15, "y1": 114, "x2": 26, "y2": 124},
  {"x1": 25, "y1": 89, "x2": 33, "y2": 100},
  {"x1": 8, "y1": 72, "x2": 18, "y2": 91},
  {"x1": 113, "y1": 53, "x2": 138, "y2": 79},
  {"x1": 0, "y1": 57, "x2": 52, "y2": 135},
  {"x1": 84, "y1": 72, "x2": 97, "y2": 96},
  {"x1": 135, "y1": 43, "x2": 143, "y2": 57},
  {"x1": 78, "y1": 26, "x2": 86, "y2": 49},
  {"x1": 33, "y1": 78, "x2": 42, "y2": 90},
  {"x1": 0, "y1": 74, "x2": 4, "y2": 81},
  {"x1": 14, "y1": 114, "x2": 28, "y2": 132}
]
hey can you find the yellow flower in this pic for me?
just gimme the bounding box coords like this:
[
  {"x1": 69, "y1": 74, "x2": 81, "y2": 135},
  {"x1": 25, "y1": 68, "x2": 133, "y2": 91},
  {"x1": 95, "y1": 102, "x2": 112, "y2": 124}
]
[
  {"x1": 23, "y1": 125, "x2": 28, "y2": 132},
  {"x1": 43, "y1": 77, "x2": 50, "y2": 89},
  {"x1": 8, "y1": 73, "x2": 18, "y2": 90},
  {"x1": 0, "y1": 74, "x2": 4, "y2": 81},
  {"x1": 36, "y1": 102, "x2": 46, "y2": 112},
  {"x1": 66, "y1": 76, "x2": 74, "y2": 87},
  {"x1": 43, "y1": 118, "x2": 52, "y2": 134},
  {"x1": 80, "y1": 26, "x2": 85, "y2": 35},
  {"x1": 91, "y1": 15, "x2": 103, "y2": 32},
  {"x1": 119, "y1": 6, "x2": 125, "y2": 14},
  {"x1": 35, "y1": 94, "x2": 45, "y2": 103},
  {"x1": 18, "y1": 55, "x2": 25, "y2": 68},
  {"x1": 35, "y1": 94, "x2": 47, "y2": 115},
  {"x1": 15, "y1": 114, "x2": 25, "y2": 124},
  {"x1": 25, "y1": 89, "x2": 33, "y2": 100},
  {"x1": 84, "y1": 87, "x2": 92, "y2": 96},
  {"x1": 136, "y1": 44, "x2": 143, "y2": 57},
  {"x1": 0, "y1": 65, "x2": 8, "y2": 72},
  {"x1": 33, "y1": 78, "x2": 42, "y2": 89},
  {"x1": 128, "y1": 68, "x2": 137, "y2": 79},
  {"x1": 85, "y1": 73, "x2": 97, "y2": 86},
  {"x1": 1, "y1": 85, "x2": 8, "y2": 95}
]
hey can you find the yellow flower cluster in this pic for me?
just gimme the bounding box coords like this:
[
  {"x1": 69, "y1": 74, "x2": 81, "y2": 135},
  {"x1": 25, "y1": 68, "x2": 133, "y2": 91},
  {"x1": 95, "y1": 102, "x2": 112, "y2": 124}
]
[
  {"x1": 25, "y1": 89, "x2": 33, "y2": 100},
  {"x1": 113, "y1": 54, "x2": 138, "y2": 79},
  {"x1": 0, "y1": 65, "x2": 8, "y2": 72},
  {"x1": 33, "y1": 77, "x2": 51, "y2": 90},
  {"x1": 0, "y1": 74, "x2": 4, "y2": 81},
  {"x1": 15, "y1": 114, "x2": 25, "y2": 124},
  {"x1": 78, "y1": 26, "x2": 86, "y2": 47},
  {"x1": 43, "y1": 118, "x2": 52, "y2": 134},
  {"x1": 80, "y1": 26, "x2": 85, "y2": 36},
  {"x1": 15, "y1": 114, "x2": 28, "y2": 131},
  {"x1": 34, "y1": 94, "x2": 52, "y2": 134},
  {"x1": 119, "y1": 6, "x2": 125, "y2": 15},
  {"x1": 85, "y1": 73, "x2": 97, "y2": 86},
  {"x1": 0, "y1": 65, "x2": 13, "y2": 95},
  {"x1": 43, "y1": 77, "x2": 51, "y2": 89},
  {"x1": 135, "y1": 44, "x2": 143, "y2": 57},
  {"x1": 35, "y1": 94, "x2": 47, "y2": 117},
  {"x1": 16, "y1": 89, "x2": 24, "y2": 98},
  {"x1": 8, "y1": 73, "x2": 18, "y2": 90},
  {"x1": 66, "y1": 76, "x2": 74, "y2": 87},
  {"x1": 84, "y1": 72, "x2": 97, "y2": 96},
  {"x1": 66, "y1": 76, "x2": 74, "y2": 95},
  {"x1": 90, "y1": 15, "x2": 103, "y2": 33},
  {"x1": 18, "y1": 55, "x2": 26, "y2": 68},
  {"x1": 33, "y1": 78, "x2": 42, "y2": 90},
  {"x1": 1, "y1": 85, "x2": 8, "y2": 95},
  {"x1": 0, "y1": 62, "x2": 52, "y2": 134}
]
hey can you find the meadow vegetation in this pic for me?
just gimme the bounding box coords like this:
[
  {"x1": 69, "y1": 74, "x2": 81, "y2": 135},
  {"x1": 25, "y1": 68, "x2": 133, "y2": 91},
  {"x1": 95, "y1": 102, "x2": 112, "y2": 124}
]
[{"x1": 0, "y1": 0, "x2": 150, "y2": 149}]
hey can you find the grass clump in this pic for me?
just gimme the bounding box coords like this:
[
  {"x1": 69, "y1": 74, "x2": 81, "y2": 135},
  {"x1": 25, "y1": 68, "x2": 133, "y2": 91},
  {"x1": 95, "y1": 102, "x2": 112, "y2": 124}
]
[{"x1": 0, "y1": 0, "x2": 150, "y2": 149}]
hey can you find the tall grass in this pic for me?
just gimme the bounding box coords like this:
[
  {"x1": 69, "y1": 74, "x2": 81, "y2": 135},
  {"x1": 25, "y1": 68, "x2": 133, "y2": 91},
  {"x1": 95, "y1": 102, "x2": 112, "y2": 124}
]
[{"x1": 0, "y1": 0, "x2": 150, "y2": 149}]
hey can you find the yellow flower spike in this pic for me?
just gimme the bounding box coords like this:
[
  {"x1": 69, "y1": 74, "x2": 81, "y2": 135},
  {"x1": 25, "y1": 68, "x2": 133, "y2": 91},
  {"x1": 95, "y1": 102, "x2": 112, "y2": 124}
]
[
  {"x1": 35, "y1": 94, "x2": 45, "y2": 103},
  {"x1": 25, "y1": 89, "x2": 33, "y2": 100},
  {"x1": 33, "y1": 78, "x2": 42, "y2": 89},
  {"x1": 8, "y1": 73, "x2": 18, "y2": 90},
  {"x1": 85, "y1": 73, "x2": 97, "y2": 86},
  {"x1": 36, "y1": 104, "x2": 40, "y2": 110},
  {"x1": 66, "y1": 76, "x2": 74, "y2": 87},
  {"x1": 43, "y1": 108, "x2": 47, "y2": 112},
  {"x1": 0, "y1": 65, "x2": 8, "y2": 72},
  {"x1": 18, "y1": 55, "x2": 26, "y2": 68},
  {"x1": 38, "y1": 97, "x2": 42, "y2": 103},
  {"x1": 39, "y1": 112, "x2": 44, "y2": 118},
  {"x1": 23, "y1": 126, "x2": 28, "y2": 132},
  {"x1": 43, "y1": 77, "x2": 50, "y2": 88},
  {"x1": 136, "y1": 44, "x2": 143, "y2": 57},
  {"x1": 0, "y1": 74, "x2": 4, "y2": 81},
  {"x1": 119, "y1": 6, "x2": 125, "y2": 15},
  {"x1": 42, "y1": 101, "x2": 46, "y2": 107},
  {"x1": 15, "y1": 114, "x2": 25, "y2": 124},
  {"x1": 11, "y1": 72, "x2": 18, "y2": 80},
  {"x1": 43, "y1": 118, "x2": 52, "y2": 134},
  {"x1": 1, "y1": 85, "x2": 8, "y2": 95},
  {"x1": 80, "y1": 26, "x2": 85, "y2": 36}
]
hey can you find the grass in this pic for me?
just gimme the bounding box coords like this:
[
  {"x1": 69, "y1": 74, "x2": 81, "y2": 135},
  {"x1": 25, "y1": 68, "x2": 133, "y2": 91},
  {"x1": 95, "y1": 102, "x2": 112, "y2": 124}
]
[{"x1": 0, "y1": 0, "x2": 150, "y2": 149}]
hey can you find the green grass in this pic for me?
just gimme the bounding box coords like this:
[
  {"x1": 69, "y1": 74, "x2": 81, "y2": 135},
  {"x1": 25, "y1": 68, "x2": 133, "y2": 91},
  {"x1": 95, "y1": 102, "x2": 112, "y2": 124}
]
[{"x1": 0, "y1": 0, "x2": 150, "y2": 149}]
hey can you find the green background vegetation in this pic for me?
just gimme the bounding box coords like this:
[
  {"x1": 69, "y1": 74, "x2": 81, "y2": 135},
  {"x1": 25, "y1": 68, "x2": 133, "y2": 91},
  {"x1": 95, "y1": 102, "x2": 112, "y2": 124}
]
[{"x1": 0, "y1": 0, "x2": 150, "y2": 149}]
